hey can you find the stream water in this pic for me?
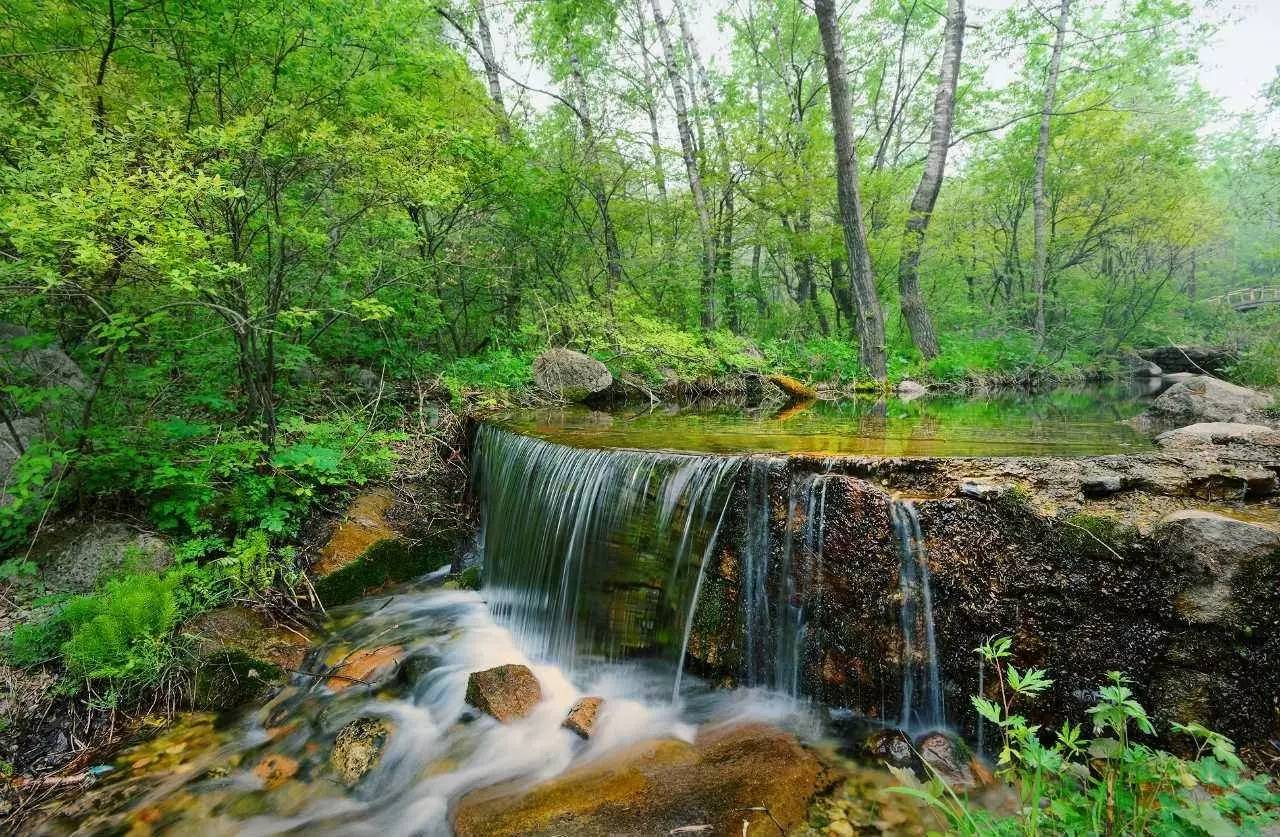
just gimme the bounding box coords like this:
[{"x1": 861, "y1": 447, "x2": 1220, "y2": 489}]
[{"x1": 50, "y1": 386, "x2": 1160, "y2": 835}]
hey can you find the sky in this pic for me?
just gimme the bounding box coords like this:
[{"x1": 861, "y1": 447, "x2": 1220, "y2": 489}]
[{"x1": 485, "y1": 0, "x2": 1279, "y2": 119}]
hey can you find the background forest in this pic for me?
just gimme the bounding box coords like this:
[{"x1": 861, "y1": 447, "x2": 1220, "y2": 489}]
[{"x1": 0, "y1": 0, "x2": 1278, "y2": 688}]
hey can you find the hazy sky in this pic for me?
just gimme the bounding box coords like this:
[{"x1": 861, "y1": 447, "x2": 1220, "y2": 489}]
[{"x1": 488, "y1": 0, "x2": 1280, "y2": 118}]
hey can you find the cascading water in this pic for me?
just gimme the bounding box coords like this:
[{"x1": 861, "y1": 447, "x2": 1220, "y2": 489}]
[
  {"x1": 472, "y1": 425, "x2": 741, "y2": 683},
  {"x1": 773, "y1": 472, "x2": 832, "y2": 697},
  {"x1": 891, "y1": 499, "x2": 945, "y2": 730}
]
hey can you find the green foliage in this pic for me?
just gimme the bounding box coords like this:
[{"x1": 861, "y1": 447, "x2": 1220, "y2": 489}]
[{"x1": 886, "y1": 637, "x2": 1280, "y2": 835}]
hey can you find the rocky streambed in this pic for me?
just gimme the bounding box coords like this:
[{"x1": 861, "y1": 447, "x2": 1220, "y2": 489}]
[{"x1": 14, "y1": 373, "x2": 1280, "y2": 834}]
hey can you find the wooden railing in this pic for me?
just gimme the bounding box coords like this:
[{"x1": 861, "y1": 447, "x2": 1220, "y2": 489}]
[{"x1": 1203, "y1": 286, "x2": 1280, "y2": 311}]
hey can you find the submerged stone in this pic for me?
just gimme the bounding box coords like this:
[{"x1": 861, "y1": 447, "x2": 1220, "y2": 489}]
[
  {"x1": 561, "y1": 696, "x2": 603, "y2": 739},
  {"x1": 331, "y1": 717, "x2": 392, "y2": 786},
  {"x1": 327, "y1": 645, "x2": 404, "y2": 692},
  {"x1": 465, "y1": 664, "x2": 542, "y2": 722},
  {"x1": 452, "y1": 722, "x2": 827, "y2": 837},
  {"x1": 252, "y1": 753, "x2": 298, "y2": 790}
]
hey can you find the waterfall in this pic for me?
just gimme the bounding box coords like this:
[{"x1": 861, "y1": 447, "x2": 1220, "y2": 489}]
[
  {"x1": 891, "y1": 499, "x2": 945, "y2": 730},
  {"x1": 774, "y1": 473, "x2": 831, "y2": 697},
  {"x1": 472, "y1": 425, "x2": 741, "y2": 676}
]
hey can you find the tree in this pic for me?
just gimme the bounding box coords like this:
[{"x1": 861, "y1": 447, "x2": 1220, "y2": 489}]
[
  {"x1": 1032, "y1": 0, "x2": 1071, "y2": 340},
  {"x1": 814, "y1": 0, "x2": 887, "y2": 379},
  {"x1": 897, "y1": 0, "x2": 965, "y2": 360}
]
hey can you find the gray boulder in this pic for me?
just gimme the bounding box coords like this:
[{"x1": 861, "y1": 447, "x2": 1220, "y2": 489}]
[
  {"x1": 1157, "y1": 510, "x2": 1280, "y2": 630},
  {"x1": 1155, "y1": 422, "x2": 1280, "y2": 450},
  {"x1": 896, "y1": 380, "x2": 927, "y2": 401},
  {"x1": 532, "y1": 349, "x2": 612, "y2": 402},
  {"x1": 1120, "y1": 352, "x2": 1161, "y2": 378},
  {"x1": 0, "y1": 324, "x2": 89, "y2": 396},
  {"x1": 31, "y1": 522, "x2": 173, "y2": 594},
  {"x1": 1141, "y1": 375, "x2": 1273, "y2": 425}
]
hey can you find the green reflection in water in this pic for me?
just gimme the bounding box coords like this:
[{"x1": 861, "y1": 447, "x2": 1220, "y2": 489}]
[{"x1": 494, "y1": 386, "x2": 1156, "y2": 458}]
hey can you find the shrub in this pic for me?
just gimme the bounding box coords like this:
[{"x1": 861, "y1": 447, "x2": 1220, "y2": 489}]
[{"x1": 888, "y1": 636, "x2": 1280, "y2": 835}]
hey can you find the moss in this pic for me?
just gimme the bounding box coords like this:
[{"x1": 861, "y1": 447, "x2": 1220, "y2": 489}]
[
  {"x1": 456, "y1": 565, "x2": 483, "y2": 590},
  {"x1": 313, "y1": 536, "x2": 452, "y2": 607},
  {"x1": 192, "y1": 648, "x2": 284, "y2": 711}
]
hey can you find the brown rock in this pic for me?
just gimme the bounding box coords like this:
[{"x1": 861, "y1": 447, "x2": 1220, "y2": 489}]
[
  {"x1": 562, "y1": 697, "x2": 603, "y2": 739},
  {"x1": 465, "y1": 664, "x2": 542, "y2": 722},
  {"x1": 252, "y1": 753, "x2": 298, "y2": 790},
  {"x1": 314, "y1": 489, "x2": 398, "y2": 577},
  {"x1": 453, "y1": 722, "x2": 828, "y2": 837},
  {"x1": 327, "y1": 645, "x2": 404, "y2": 692},
  {"x1": 866, "y1": 729, "x2": 914, "y2": 768},
  {"x1": 184, "y1": 605, "x2": 311, "y2": 670},
  {"x1": 916, "y1": 732, "x2": 975, "y2": 789}
]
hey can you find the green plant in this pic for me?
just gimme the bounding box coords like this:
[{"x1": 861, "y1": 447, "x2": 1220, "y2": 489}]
[{"x1": 886, "y1": 636, "x2": 1280, "y2": 835}]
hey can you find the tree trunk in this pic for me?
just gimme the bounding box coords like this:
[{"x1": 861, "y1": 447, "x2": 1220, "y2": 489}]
[
  {"x1": 897, "y1": 0, "x2": 964, "y2": 360},
  {"x1": 569, "y1": 52, "x2": 623, "y2": 309},
  {"x1": 650, "y1": 0, "x2": 717, "y2": 329},
  {"x1": 815, "y1": 0, "x2": 887, "y2": 380},
  {"x1": 472, "y1": 1, "x2": 506, "y2": 122},
  {"x1": 1033, "y1": 0, "x2": 1071, "y2": 339},
  {"x1": 633, "y1": 0, "x2": 667, "y2": 202}
]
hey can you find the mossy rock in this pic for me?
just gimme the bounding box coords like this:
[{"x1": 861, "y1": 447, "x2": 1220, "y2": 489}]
[
  {"x1": 312, "y1": 537, "x2": 453, "y2": 607},
  {"x1": 192, "y1": 649, "x2": 285, "y2": 711}
]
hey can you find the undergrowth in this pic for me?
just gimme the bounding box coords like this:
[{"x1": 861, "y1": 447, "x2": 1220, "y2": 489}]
[{"x1": 888, "y1": 636, "x2": 1280, "y2": 835}]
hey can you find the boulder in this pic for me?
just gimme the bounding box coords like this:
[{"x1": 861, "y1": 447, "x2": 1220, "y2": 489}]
[
  {"x1": 331, "y1": 717, "x2": 391, "y2": 786},
  {"x1": 1141, "y1": 375, "x2": 1273, "y2": 425},
  {"x1": 453, "y1": 723, "x2": 827, "y2": 837},
  {"x1": 915, "y1": 732, "x2": 976, "y2": 789},
  {"x1": 0, "y1": 324, "x2": 90, "y2": 396},
  {"x1": 896, "y1": 380, "x2": 927, "y2": 401},
  {"x1": 327, "y1": 645, "x2": 404, "y2": 692},
  {"x1": 465, "y1": 664, "x2": 542, "y2": 722},
  {"x1": 561, "y1": 696, "x2": 603, "y2": 739},
  {"x1": 1155, "y1": 422, "x2": 1280, "y2": 450},
  {"x1": 1137, "y1": 346, "x2": 1234, "y2": 375},
  {"x1": 532, "y1": 349, "x2": 613, "y2": 401},
  {"x1": 1157, "y1": 510, "x2": 1280, "y2": 630},
  {"x1": 183, "y1": 606, "x2": 310, "y2": 712},
  {"x1": 31, "y1": 522, "x2": 172, "y2": 595},
  {"x1": 1119, "y1": 352, "x2": 1162, "y2": 378}
]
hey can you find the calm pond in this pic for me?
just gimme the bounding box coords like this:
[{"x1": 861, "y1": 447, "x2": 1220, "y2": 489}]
[{"x1": 496, "y1": 384, "x2": 1157, "y2": 457}]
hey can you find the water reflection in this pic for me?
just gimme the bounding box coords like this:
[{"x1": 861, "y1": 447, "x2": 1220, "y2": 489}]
[{"x1": 495, "y1": 385, "x2": 1155, "y2": 458}]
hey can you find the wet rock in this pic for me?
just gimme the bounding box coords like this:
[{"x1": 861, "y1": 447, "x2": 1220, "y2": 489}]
[
  {"x1": 916, "y1": 732, "x2": 975, "y2": 789},
  {"x1": 1157, "y1": 510, "x2": 1280, "y2": 630},
  {"x1": 184, "y1": 605, "x2": 310, "y2": 671},
  {"x1": 252, "y1": 753, "x2": 298, "y2": 790},
  {"x1": 313, "y1": 489, "x2": 398, "y2": 578},
  {"x1": 310, "y1": 489, "x2": 450, "y2": 607},
  {"x1": 453, "y1": 722, "x2": 827, "y2": 837},
  {"x1": 327, "y1": 645, "x2": 404, "y2": 692},
  {"x1": 532, "y1": 348, "x2": 613, "y2": 402},
  {"x1": 866, "y1": 729, "x2": 914, "y2": 768},
  {"x1": 331, "y1": 717, "x2": 391, "y2": 786},
  {"x1": 767, "y1": 373, "x2": 818, "y2": 401},
  {"x1": 1141, "y1": 375, "x2": 1273, "y2": 425},
  {"x1": 465, "y1": 664, "x2": 542, "y2": 722},
  {"x1": 561, "y1": 696, "x2": 603, "y2": 739},
  {"x1": 1155, "y1": 422, "x2": 1280, "y2": 450},
  {"x1": 30, "y1": 522, "x2": 172, "y2": 595},
  {"x1": 1137, "y1": 346, "x2": 1234, "y2": 375}
]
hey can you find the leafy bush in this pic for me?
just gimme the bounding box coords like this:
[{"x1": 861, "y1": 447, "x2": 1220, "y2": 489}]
[
  {"x1": 8, "y1": 571, "x2": 208, "y2": 697},
  {"x1": 889, "y1": 636, "x2": 1280, "y2": 835},
  {"x1": 438, "y1": 347, "x2": 535, "y2": 401}
]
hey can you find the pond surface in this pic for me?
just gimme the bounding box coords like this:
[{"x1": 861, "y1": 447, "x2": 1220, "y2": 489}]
[{"x1": 495, "y1": 384, "x2": 1157, "y2": 458}]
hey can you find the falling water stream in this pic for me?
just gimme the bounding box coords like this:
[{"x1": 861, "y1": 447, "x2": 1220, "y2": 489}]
[{"x1": 58, "y1": 423, "x2": 975, "y2": 835}]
